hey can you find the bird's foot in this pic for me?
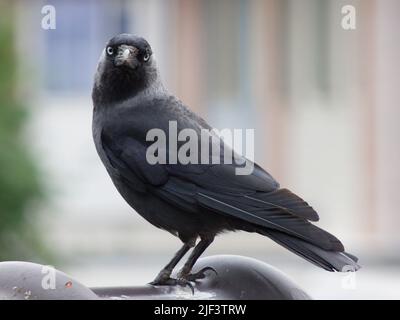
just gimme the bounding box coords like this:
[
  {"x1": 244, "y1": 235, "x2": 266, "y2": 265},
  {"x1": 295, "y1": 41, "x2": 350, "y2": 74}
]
[
  {"x1": 179, "y1": 266, "x2": 218, "y2": 282},
  {"x1": 149, "y1": 270, "x2": 195, "y2": 293},
  {"x1": 150, "y1": 277, "x2": 194, "y2": 294},
  {"x1": 149, "y1": 269, "x2": 172, "y2": 286},
  {"x1": 149, "y1": 266, "x2": 217, "y2": 294}
]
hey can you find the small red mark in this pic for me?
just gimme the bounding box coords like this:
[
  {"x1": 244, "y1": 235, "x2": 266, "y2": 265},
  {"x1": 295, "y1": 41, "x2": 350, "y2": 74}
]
[{"x1": 65, "y1": 281, "x2": 73, "y2": 288}]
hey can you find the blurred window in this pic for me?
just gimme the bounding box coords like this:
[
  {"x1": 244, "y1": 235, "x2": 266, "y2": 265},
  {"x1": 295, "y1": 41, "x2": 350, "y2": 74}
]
[{"x1": 43, "y1": 0, "x2": 128, "y2": 94}]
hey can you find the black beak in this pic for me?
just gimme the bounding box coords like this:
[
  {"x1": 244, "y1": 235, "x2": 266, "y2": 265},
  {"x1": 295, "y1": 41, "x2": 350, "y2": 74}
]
[{"x1": 114, "y1": 45, "x2": 138, "y2": 68}]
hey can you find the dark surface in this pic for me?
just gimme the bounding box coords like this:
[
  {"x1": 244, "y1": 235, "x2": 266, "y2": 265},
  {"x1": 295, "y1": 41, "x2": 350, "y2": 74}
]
[
  {"x1": 0, "y1": 255, "x2": 311, "y2": 300},
  {"x1": 0, "y1": 261, "x2": 97, "y2": 300}
]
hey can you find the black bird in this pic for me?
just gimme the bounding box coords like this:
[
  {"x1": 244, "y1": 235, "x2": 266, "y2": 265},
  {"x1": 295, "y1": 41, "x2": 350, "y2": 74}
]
[{"x1": 92, "y1": 34, "x2": 360, "y2": 286}]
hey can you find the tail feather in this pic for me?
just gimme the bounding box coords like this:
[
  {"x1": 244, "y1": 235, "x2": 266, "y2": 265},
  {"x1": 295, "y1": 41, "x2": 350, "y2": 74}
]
[
  {"x1": 245, "y1": 188, "x2": 319, "y2": 221},
  {"x1": 197, "y1": 191, "x2": 344, "y2": 251},
  {"x1": 259, "y1": 229, "x2": 360, "y2": 272}
]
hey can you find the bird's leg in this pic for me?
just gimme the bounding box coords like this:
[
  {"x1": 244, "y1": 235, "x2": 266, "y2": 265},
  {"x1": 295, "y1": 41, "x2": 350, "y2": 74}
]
[
  {"x1": 149, "y1": 242, "x2": 192, "y2": 285},
  {"x1": 177, "y1": 237, "x2": 216, "y2": 281}
]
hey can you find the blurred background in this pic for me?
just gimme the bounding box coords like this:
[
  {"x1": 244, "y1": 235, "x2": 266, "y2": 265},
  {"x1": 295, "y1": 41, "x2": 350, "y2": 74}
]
[{"x1": 0, "y1": 0, "x2": 399, "y2": 299}]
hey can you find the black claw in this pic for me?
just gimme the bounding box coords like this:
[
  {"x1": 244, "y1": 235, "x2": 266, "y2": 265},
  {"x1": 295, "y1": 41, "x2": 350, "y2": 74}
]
[
  {"x1": 150, "y1": 277, "x2": 195, "y2": 294},
  {"x1": 177, "y1": 278, "x2": 195, "y2": 294},
  {"x1": 186, "y1": 266, "x2": 218, "y2": 281},
  {"x1": 149, "y1": 280, "x2": 163, "y2": 286},
  {"x1": 149, "y1": 270, "x2": 171, "y2": 286},
  {"x1": 150, "y1": 266, "x2": 217, "y2": 294},
  {"x1": 201, "y1": 266, "x2": 218, "y2": 276}
]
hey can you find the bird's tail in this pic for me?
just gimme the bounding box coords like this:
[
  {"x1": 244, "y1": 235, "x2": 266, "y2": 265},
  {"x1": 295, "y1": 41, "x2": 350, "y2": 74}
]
[{"x1": 257, "y1": 228, "x2": 360, "y2": 272}]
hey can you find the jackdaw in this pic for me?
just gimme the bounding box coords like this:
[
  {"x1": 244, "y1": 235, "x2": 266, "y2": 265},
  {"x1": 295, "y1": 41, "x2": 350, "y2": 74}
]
[{"x1": 92, "y1": 34, "x2": 360, "y2": 286}]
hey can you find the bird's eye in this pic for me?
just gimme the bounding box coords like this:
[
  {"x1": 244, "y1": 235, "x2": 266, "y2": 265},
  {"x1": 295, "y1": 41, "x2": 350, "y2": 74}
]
[
  {"x1": 106, "y1": 46, "x2": 114, "y2": 56},
  {"x1": 143, "y1": 53, "x2": 150, "y2": 62}
]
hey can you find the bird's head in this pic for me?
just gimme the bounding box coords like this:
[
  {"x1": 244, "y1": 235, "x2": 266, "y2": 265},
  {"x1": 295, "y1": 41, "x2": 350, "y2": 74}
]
[{"x1": 93, "y1": 34, "x2": 159, "y2": 105}]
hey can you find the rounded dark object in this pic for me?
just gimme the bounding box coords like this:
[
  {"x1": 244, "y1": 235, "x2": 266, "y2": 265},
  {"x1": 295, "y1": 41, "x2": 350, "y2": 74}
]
[
  {"x1": 94, "y1": 255, "x2": 311, "y2": 300},
  {"x1": 0, "y1": 256, "x2": 311, "y2": 300},
  {"x1": 0, "y1": 261, "x2": 97, "y2": 300}
]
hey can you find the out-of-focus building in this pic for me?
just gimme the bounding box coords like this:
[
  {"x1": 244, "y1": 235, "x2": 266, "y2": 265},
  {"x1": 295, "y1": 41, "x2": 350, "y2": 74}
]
[{"x1": 9, "y1": 0, "x2": 400, "y2": 297}]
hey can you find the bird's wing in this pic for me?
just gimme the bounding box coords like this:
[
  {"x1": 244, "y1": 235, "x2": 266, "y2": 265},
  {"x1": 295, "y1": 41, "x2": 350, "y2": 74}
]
[
  {"x1": 100, "y1": 101, "x2": 346, "y2": 252},
  {"x1": 101, "y1": 130, "x2": 168, "y2": 188},
  {"x1": 160, "y1": 177, "x2": 342, "y2": 251}
]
